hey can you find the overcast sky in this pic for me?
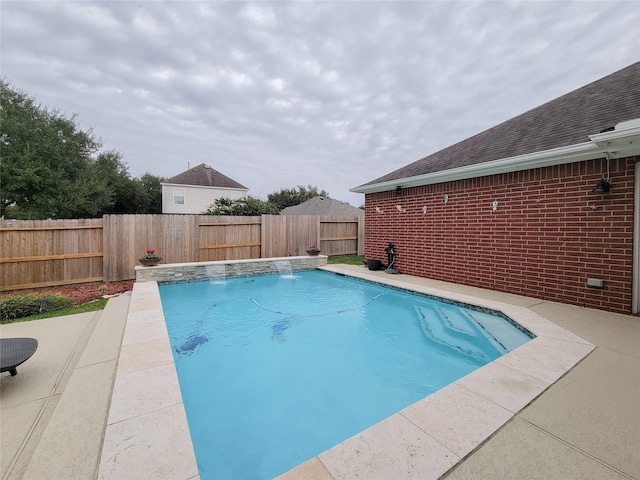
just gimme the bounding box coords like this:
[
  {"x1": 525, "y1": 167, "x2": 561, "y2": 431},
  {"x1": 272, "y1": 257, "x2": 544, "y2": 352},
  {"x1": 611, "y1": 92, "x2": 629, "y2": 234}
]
[{"x1": 2, "y1": 1, "x2": 639, "y2": 207}]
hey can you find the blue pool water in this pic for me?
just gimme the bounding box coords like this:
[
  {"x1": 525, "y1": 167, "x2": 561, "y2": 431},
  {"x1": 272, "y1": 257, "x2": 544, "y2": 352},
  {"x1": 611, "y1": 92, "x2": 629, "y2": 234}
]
[{"x1": 159, "y1": 270, "x2": 532, "y2": 479}]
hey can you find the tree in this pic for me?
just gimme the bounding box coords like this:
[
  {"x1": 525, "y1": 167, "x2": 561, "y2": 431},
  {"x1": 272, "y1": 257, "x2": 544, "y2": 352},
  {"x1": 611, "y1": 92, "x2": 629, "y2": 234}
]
[
  {"x1": 0, "y1": 79, "x2": 165, "y2": 218},
  {"x1": 0, "y1": 79, "x2": 107, "y2": 218},
  {"x1": 137, "y1": 173, "x2": 165, "y2": 214},
  {"x1": 267, "y1": 185, "x2": 330, "y2": 211},
  {"x1": 204, "y1": 196, "x2": 280, "y2": 216},
  {"x1": 93, "y1": 150, "x2": 143, "y2": 214}
]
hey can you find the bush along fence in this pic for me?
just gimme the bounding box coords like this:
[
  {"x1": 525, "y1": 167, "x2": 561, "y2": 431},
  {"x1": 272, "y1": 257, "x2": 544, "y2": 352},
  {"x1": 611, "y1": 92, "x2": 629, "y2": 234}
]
[{"x1": 0, "y1": 214, "x2": 364, "y2": 291}]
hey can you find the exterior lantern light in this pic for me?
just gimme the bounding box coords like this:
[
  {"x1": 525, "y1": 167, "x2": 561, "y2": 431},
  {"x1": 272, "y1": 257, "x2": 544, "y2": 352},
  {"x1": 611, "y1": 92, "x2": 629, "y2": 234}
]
[{"x1": 592, "y1": 179, "x2": 611, "y2": 193}]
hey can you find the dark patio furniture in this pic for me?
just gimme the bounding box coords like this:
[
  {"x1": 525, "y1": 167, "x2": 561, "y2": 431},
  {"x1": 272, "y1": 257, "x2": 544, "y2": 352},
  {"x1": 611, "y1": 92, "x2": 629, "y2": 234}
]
[{"x1": 1, "y1": 337, "x2": 38, "y2": 376}]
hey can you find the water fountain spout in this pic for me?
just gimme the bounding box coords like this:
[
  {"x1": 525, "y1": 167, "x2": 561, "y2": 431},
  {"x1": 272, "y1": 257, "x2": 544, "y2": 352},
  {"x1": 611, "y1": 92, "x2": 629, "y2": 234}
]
[
  {"x1": 274, "y1": 260, "x2": 295, "y2": 279},
  {"x1": 205, "y1": 264, "x2": 226, "y2": 284}
]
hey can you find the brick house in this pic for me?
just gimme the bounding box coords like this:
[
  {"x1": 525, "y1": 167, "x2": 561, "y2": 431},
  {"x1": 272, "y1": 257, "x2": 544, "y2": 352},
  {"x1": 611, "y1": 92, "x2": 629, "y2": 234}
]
[
  {"x1": 352, "y1": 62, "x2": 640, "y2": 314},
  {"x1": 161, "y1": 163, "x2": 248, "y2": 214}
]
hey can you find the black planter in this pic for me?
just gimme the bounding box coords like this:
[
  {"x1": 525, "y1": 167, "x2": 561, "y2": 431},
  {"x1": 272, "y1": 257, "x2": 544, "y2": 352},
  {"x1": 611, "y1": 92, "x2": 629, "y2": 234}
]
[{"x1": 366, "y1": 259, "x2": 382, "y2": 271}]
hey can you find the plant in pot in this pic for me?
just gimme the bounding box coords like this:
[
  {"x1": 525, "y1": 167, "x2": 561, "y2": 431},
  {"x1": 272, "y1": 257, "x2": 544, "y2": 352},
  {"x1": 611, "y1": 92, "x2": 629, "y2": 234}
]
[
  {"x1": 139, "y1": 249, "x2": 162, "y2": 266},
  {"x1": 306, "y1": 243, "x2": 320, "y2": 256}
]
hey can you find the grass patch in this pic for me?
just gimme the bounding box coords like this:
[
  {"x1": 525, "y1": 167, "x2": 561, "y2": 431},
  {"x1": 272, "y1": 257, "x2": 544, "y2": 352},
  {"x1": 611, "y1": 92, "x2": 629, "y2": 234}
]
[
  {"x1": 327, "y1": 254, "x2": 364, "y2": 265},
  {"x1": 1, "y1": 298, "x2": 109, "y2": 324}
]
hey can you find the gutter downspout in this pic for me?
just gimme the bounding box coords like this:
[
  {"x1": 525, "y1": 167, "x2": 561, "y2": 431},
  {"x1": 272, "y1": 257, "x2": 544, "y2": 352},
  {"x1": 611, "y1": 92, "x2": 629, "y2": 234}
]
[{"x1": 633, "y1": 161, "x2": 640, "y2": 314}]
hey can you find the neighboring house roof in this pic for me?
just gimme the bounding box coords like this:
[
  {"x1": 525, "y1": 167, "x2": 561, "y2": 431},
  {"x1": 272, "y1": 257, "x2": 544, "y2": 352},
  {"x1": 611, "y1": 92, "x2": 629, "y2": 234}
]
[
  {"x1": 280, "y1": 196, "x2": 364, "y2": 216},
  {"x1": 353, "y1": 62, "x2": 640, "y2": 193},
  {"x1": 162, "y1": 163, "x2": 248, "y2": 189}
]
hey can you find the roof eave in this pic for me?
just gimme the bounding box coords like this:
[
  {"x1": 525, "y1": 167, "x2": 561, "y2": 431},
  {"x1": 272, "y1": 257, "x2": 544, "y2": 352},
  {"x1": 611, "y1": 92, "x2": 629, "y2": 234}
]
[
  {"x1": 160, "y1": 182, "x2": 249, "y2": 191},
  {"x1": 588, "y1": 119, "x2": 640, "y2": 150},
  {"x1": 351, "y1": 126, "x2": 640, "y2": 195}
]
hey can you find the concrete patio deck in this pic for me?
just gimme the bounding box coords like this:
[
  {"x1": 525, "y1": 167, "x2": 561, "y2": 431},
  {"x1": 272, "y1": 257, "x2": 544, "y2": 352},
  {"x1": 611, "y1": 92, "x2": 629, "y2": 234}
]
[{"x1": 1, "y1": 266, "x2": 638, "y2": 479}]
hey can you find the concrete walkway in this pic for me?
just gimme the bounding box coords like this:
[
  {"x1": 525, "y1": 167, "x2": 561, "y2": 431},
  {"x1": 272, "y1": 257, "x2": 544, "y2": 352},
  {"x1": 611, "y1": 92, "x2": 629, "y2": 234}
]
[
  {"x1": 1, "y1": 269, "x2": 638, "y2": 479},
  {"x1": 1, "y1": 295, "x2": 130, "y2": 480}
]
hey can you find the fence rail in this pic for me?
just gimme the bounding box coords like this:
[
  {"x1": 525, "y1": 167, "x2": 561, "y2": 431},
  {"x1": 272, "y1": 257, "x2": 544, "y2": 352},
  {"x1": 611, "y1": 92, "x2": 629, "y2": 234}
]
[{"x1": 0, "y1": 214, "x2": 363, "y2": 291}]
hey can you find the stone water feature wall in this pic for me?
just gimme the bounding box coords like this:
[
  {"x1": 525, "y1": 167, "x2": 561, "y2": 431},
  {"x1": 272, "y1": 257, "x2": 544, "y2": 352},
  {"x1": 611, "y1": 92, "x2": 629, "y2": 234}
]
[{"x1": 134, "y1": 256, "x2": 328, "y2": 284}]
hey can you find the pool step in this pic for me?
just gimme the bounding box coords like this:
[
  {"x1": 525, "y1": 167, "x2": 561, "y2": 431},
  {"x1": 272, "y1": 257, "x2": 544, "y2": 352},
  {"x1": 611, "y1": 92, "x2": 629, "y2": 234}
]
[{"x1": 415, "y1": 305, "x2": 508, "y2": 360}]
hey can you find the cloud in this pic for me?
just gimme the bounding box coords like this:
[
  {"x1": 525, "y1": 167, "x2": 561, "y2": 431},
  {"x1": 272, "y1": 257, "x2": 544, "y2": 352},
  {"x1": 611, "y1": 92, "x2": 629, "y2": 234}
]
[
  {"x1": 241, "y1": 3, "x2": 278, "y2": 27},
  {"x1": 1, "y1": 0, "x2": 638, "y2": 207}
]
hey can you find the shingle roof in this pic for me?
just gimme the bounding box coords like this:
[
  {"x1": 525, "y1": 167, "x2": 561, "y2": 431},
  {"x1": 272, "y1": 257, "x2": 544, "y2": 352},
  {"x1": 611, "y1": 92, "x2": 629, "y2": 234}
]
[
  {"x1": 359, "y1": 62, "x2": 640, "y2": 187},
  {"x1": 163, "y1": 163, "x2": 247, "y2": 189},
  {"x1": 280, "y1": 196, "x2": 364, "y2": 216}
]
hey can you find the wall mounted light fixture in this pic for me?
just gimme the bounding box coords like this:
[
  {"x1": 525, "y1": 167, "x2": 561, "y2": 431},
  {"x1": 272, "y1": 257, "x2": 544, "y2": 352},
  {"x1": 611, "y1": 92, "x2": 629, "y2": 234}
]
[
  {"x1": 593, "y1": 151, "x2": 612, "y2": 193},
  {"x1": 395, "y1": 186, "x2": 402, "y2": 195},
  {"x1": 592, "y1": 179, "x2": 611, "y2": 193}
]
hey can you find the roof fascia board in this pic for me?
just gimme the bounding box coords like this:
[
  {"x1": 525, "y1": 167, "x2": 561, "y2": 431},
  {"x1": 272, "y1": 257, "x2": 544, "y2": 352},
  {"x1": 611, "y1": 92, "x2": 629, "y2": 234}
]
[
  {"x1": 160, "y1": 182, "x2": 249, "y2": 191},
  {"x1": 351, "y1": 133, "x2": 640, "y2": 194}
]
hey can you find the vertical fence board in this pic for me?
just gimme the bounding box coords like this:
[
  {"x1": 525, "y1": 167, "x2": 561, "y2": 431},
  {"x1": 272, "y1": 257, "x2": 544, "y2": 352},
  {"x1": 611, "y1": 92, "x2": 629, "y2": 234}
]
[
  {"x1": 285, "y1": 215, "x2": 319, "y2": 256},
  {"x1": 261, "y1": 215, "x2": 286, "y2": 257}
]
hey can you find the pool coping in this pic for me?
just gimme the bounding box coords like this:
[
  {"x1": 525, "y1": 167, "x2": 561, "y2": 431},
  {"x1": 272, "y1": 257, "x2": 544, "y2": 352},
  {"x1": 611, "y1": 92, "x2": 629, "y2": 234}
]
[{"x1": 97, "y1": 264, "x2": 595, "y2": 480}]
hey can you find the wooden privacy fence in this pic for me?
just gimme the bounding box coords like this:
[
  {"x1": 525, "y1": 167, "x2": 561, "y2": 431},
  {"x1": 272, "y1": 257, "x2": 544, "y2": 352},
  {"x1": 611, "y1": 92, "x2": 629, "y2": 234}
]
[
  {"x1": 1, "y1": 214, "x2": 363, "y2": 290},
  {"x1": 0, "y1": 218, "x2": 104, "y2": 291}
]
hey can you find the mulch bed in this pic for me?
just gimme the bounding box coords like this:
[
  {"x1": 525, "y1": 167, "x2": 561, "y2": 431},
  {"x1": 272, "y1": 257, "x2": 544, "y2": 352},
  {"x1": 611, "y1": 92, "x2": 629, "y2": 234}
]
[{"x1": 2, "y1": 281, "x2": 135, "y2": 305}]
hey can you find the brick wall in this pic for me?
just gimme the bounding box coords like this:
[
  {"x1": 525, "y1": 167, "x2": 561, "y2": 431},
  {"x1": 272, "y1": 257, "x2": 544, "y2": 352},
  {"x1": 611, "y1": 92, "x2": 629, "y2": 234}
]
[{"x1": 364, "y1": 157, "x2": 637, "y2": 314}]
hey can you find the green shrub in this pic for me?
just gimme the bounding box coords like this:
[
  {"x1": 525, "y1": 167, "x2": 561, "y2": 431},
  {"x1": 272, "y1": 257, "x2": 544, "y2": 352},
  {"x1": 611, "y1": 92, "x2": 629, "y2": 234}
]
[{"x1": 0, "y1": 293, "x2": 73, "y2": 321}]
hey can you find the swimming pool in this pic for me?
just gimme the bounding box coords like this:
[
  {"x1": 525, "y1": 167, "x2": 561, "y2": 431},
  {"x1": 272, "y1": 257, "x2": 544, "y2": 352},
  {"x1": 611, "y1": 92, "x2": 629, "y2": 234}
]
[
  {"x1": 99, "y1": 261, "x2": 596, "y2": 480},
  {"x1": 160, "y1": 270, "x2": 532, "y2": 479}
]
